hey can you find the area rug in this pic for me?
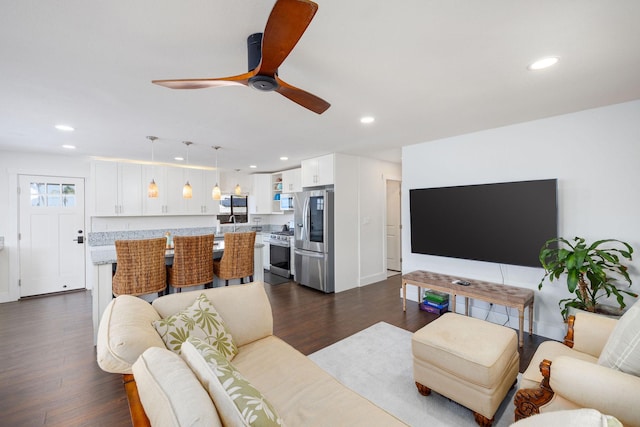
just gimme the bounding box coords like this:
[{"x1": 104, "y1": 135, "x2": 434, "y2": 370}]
[{"x1": 308, "y1": 322, "x2": 519, "y2": 427}]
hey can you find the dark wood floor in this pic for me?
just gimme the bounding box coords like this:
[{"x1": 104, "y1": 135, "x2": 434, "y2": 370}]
[{"x1": 0, "y1": 274, "x2": 550, "y2": 426}]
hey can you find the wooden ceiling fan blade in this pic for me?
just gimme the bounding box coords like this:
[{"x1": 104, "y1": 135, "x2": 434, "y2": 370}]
[
  {"x1": 152, "y1": 71, "x2": 254, "y2": 89},
  {"x1": 275, "y1": 76, "x2": 330, "y2": 114},
  {"x1": 259, "y1": 0, "x2": 318, "y2": 75}
]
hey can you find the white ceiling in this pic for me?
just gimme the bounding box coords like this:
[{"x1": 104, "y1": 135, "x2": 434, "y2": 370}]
[{"x1": 2, "y1": 1, "x2": 640, "y2": 173}]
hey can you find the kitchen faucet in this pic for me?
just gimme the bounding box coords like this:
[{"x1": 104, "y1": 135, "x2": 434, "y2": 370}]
[{"x1": 229, "y1": 215, "x2": 237, "y2": 232}]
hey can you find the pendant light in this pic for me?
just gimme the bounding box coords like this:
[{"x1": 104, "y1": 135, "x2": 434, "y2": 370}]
[
  {"x1": 234, "y1": 169, "x2": 242, "y2": 195},
  {"x1": 147, "y1": 136, "x2": 159, "y2": 198},
  {"x1": 211, "y1": 146, "x2": 221, "y2": 200},
  {"x1": 182, "y1": 141, "x2": 193, "y2": 199}
]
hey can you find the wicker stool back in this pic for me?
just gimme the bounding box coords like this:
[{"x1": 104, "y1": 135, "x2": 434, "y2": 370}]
[
  {"x1": 168, "y1": 234, "x2": 215, "y2": 290},
  {"x1": 112, "y1": 238, "x2": 167, "y2": 297},
  {"x1": 213, "y1": 231, "x2": 256, "y2": 286}
]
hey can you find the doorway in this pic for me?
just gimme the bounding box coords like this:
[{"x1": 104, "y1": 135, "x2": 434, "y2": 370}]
[
  {"x1": 18, "y1": 175, "x2": 86, "y2": 297},
  {"x1": 386, "y1": 179, "x2": 401, "y2": 274}
]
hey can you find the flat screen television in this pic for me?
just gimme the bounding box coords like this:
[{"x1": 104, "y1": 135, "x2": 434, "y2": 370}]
[{"x1": 409, "y1": 179, "x2": 558, "y2": 268}]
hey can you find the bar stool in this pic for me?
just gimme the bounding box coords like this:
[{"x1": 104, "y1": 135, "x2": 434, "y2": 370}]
[
  {"x1": 213, "y1": 231, "x2": 256, "y2": 286},
  {"x1": 112, "y1": 238, "x2": 167, "y2": 297},
  {"x1": 167, "y1": 234, "x2": 215, "y2": 292}
]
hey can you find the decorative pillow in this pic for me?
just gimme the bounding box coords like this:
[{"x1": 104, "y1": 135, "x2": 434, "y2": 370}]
[
  {"x1": 598, "y1": 299, "x2": 640, "y2": 376},
  {"x1": 181, "y1": 337, "x2": 284, "y2": 427},
  {"x1": 132, "y1": 347, "x2": 222, "y2": 427},
  {"x1": 153, "y1": 293, "x2": 238, "y2": 360}
]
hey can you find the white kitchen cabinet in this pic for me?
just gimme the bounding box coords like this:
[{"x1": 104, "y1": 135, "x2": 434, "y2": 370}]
[
  {"x1": 281, "y1": 168, "x2": 302, "y2": 193},
  {"x1": 94, "y1": 161, "x2": 217, "y2": 217},
  {"x1": 142, "y1": 165, "x2": 168, "y2": 215},
  {"x1": 171, "y1": 168, "x2": 219, "y2": 215},
  {"x1": 165, "y1": 167, "x2": 190, "y2": 215},
  {"x1": 141, "y1": 165, "x2": 191, "y2": 215},
  {"x1": 143, "y1": 166, "x2": 219, "y2": 215},
  {"x1": 262, "y1": 234, "x2": 271, "y2": 270},
  {"x1": 201, "y1": 170, "x2": 220, "y2": 215},
  {"x1": 93, "y1": 161, "x2": 142, "y2": 216},
  {"x1": 301, "y1": 154, "x2": 334, "y2": 187},
  {"x1": 250, "y1": 174, "x2": 273, "y2": 214}
]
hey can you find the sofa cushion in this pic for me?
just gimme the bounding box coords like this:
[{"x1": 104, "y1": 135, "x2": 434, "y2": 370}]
[
  {"x1": 181, "y1": 337, "x2": 283, "y2": 427},
  {"x1": 132, "y1": 347, "x2": 222, "y2": 427},
  {"x1": 152, "y1": 282, "x2": 274, "y2": 347},
  {"x1": 520, "y1": 340, "x2": 599, "y2": 389},
  {"x1": 598, "y1": 299, "x2": 640, "y2": 376},
  {"x1": 97, "y1": 294, "x2": 166, "y2": 374},
  {"x1": 153, "y1": 293, "x2": 238, "y2": 359},
  {"x1": 509, "y1": 408, "x2": 622, "y2": 427},
  {"x1": 232, "y1": 335, "x2": 407, "y2": 426}
]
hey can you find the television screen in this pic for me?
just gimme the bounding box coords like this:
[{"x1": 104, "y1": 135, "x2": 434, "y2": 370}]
[{"x1": 409, "y1": 179, "x2": 558, "y2": 267}]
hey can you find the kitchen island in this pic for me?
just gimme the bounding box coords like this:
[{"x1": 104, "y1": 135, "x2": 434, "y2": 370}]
[{"x1": 89, "y1": 233, "x2": 263, "y2": 342}]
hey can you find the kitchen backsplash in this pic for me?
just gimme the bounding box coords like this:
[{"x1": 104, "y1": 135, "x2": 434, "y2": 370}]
[{"x1": 88, "y1": 224, "x2": 287, "y2": 246}]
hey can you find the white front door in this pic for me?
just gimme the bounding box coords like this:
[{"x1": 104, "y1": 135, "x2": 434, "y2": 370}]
[
  {"x1": 18, "y1": 175, "x2": 86, "y2": 297},
  {"x1": 386, "y1": 180, "x2": 402, "y2": 271}
]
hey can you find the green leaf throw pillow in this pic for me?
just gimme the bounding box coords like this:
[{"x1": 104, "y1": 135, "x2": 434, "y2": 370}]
[
  {"x1": 181, "y1": 337, "x2": 284, "y2": 427},
  {"x1": 153, "y1": 293, "x2": 238, "y2": 360}
]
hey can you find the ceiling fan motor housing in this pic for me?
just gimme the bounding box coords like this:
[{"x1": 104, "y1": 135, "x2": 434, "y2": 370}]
[
  {"x1": 247, "y1": 33, "x2": 263, "y2": 71},
  {"x1": 247, "y1": 32, "x2": 278, "y2": 91}
]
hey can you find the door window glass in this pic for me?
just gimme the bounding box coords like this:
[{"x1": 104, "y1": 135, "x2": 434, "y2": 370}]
[{"x1": 30, "y1": 182, "x2": 76, "y2": 207}]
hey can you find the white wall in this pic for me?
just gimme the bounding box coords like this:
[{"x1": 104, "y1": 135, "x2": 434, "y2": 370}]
[
  {"x1": 332, "y1": 154, "x2": 401, "y2": 292},
  {"x1": 402, "y1": 100, "x2": 640, "y2": 340},
  {"x1": 334, "y1": 153, "x2": 360, "y2": 292},
  {"x1": 358, "y1": 157, "x2": 401, "y2": 286}
]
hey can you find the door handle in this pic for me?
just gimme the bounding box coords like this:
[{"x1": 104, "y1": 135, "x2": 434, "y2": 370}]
[{"x1": 73, "y1": 236, "x2": 84, "y2": 244}]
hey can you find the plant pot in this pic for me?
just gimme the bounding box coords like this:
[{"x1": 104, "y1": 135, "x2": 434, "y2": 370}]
[{"x1": 567, "y1": 304, "x2": 626, "y2": 320}]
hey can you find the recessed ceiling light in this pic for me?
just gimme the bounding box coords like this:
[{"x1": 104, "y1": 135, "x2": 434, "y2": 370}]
[
  {"x1": 55, "y1": 124, "x2": 75, "y2": 131},
  {"x1": 280, "y1": 156, "x2": 288, "y2": 161},
  {"x1": 249, "y1": 165, "x2": 257, "y2": 169},
  {"x1": 360, "y1": 116, "x2": 375, "y2": 124},
  {"x1": 174, "y1": 156, "x2": 184, "y2": 161},
  {"x1": 62, "y1": 144, "x2": 76, "y2": 150},
  {"x1": 528, "y1": 57, "x2": 559, "y2": 71}
]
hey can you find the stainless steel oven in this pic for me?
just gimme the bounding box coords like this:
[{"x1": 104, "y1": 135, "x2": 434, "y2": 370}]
[{"x1": 269, "y1": 232, "x2": 292, "y2": 278}]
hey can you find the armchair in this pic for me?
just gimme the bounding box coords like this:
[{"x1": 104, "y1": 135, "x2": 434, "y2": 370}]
[{"x1": 514, "y1": 300, "x2": 640, "y2": 427}]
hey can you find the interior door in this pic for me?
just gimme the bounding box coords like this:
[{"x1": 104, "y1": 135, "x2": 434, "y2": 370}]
[
  {"x1": 18, "y1": 175, "x2": 86, "y2": 297},
  {"x1": 386, "y1": 180, "x2": 401, "y2": 271}
]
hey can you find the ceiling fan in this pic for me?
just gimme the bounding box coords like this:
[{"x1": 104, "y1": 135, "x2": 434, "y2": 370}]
[{"x1": 152, "y1": 0, "x2": 330, "y2": 114}]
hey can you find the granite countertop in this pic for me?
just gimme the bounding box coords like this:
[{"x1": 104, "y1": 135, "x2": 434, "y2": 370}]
[{"x1": 90, "y1": 241, "x2": 264, "y2": 265}]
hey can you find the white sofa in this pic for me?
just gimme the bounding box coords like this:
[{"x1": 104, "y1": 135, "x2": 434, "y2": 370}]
[{"x1": 97, "y1": 282, "x2": 407, "y2": 426}]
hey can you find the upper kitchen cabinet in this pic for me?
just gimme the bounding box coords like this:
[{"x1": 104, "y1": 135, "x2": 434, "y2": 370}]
[
  {"x1": 142, "y1": 166, "x2": 218, "y2": 215},
  {"x1": 93, "y1": 161, "x2": 218, "y2": 217},
  {"x1": 201, "y1": 170, "x2": 220, "y2": 215},
  {"x1": 93, "y1": 161, "x2": 142, "y2": 216},
  {"x1": 301, "y1": 154, "x2": 334, "y2": 188},
  {"x1": 175, "y1": 168, "x2": 219, "y2": 215},
  {"x1": 249, "y1": 173, "x2": 274, "y2": 215},
  {"x1": 281, "y1": 168, "x2": 302, "y2": 193},
  {"x1": 142, "y1": 165, "x2": 170, "y2": 215}
]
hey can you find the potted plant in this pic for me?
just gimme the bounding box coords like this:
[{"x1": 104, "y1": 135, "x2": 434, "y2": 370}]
[{"x1": 538, "y1": 236, "x2": 637, "y2": 319}]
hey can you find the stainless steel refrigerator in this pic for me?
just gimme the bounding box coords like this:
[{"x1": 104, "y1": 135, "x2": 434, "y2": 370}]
[{"x1": 293, "y1": 189, "x2": 334, "y2": 293}]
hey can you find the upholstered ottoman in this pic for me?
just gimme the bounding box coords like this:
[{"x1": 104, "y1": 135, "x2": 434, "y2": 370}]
[{"x1": 412, "y1": 313, "x2": 519, "y2": 427}]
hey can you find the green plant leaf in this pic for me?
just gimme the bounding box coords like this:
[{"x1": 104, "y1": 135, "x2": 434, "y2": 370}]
[{"x1": 567, "y1": 269, "x2": 579, "y2": 293}]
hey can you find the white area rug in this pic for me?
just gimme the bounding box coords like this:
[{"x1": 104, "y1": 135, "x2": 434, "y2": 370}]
[{"x1": 308, "y1": 322, "x2": 518, "y2": 427}]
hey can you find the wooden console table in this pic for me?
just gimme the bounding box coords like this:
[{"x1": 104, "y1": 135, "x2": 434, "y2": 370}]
[{"x1": 402, "y1": 270, "x2": 534, "y2": 347}]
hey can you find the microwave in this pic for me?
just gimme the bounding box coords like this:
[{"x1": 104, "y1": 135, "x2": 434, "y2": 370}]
[{"x1": 280, "y1": 194, "x2": 294, "y2": 210}]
